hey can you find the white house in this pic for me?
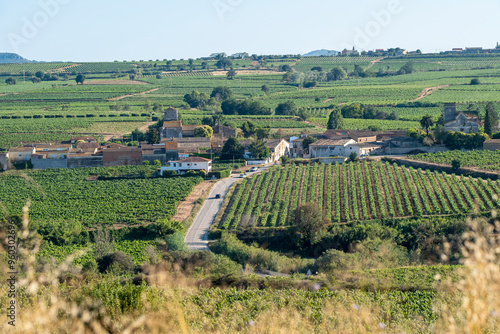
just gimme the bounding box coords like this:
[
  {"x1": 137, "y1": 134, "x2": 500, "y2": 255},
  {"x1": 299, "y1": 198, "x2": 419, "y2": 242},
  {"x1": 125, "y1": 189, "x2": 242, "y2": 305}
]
[
  {"x1": 159, "y1": 157, "x2": 212, "y2": 175},
  {"x1": 309, "y1": 139, "x2": 357, "y2": 158}
]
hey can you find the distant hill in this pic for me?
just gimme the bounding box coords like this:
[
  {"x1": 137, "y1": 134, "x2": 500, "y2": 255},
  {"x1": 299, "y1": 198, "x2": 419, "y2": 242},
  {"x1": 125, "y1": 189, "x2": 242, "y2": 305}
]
[
  {"x1": 0, "y1": 53, "x2": 33, "y2": 64},
  {"x1": 302, "y1": 49, "x2": 340, "y2": 57}
]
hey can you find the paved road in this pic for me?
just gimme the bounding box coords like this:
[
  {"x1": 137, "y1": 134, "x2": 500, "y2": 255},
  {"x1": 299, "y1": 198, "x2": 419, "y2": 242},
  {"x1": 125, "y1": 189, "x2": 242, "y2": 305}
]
[{"x1": 185, "y1": 166, "x2": 269, "y2": 250}]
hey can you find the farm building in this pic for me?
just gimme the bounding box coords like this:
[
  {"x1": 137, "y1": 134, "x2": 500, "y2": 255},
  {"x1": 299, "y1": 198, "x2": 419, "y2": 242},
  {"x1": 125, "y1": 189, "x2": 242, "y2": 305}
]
[
  {"x1": 7, "y1": 146, "x2": 36, "y2": 163},
  {"x1": 159, "y1": 157, "x2": 212, "y2": 175},
  {"x1": 443, "y1": 103, "x2": 479, "y2": 133},
  {"x1": 483, "y1": 139, "x2": 500, "y2": 151},
  {"x1": 309, "y1": 139, "x2": 357, "y2": 158}
]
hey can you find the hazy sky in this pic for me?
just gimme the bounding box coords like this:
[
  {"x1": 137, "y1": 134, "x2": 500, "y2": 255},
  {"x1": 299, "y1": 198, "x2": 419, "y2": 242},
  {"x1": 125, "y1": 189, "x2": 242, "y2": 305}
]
[{"x1": 1, "y1": 0, "x2": 499, "y2": 62}]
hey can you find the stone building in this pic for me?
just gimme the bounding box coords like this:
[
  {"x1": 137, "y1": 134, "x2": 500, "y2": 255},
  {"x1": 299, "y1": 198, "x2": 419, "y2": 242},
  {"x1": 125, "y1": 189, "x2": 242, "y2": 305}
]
[{"x1": 444, "y1": 103, "x2": 479, "y2": 133}]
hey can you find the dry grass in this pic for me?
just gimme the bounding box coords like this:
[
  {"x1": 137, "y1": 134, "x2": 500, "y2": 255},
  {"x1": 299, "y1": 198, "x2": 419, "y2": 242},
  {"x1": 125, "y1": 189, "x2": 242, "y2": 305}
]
[{"x1": 1, "y1": 203, "x2": 499, "y2": 333}]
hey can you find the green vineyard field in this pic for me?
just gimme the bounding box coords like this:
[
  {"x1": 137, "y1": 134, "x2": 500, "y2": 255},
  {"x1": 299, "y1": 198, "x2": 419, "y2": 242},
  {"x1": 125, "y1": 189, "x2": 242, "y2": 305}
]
[{"x1": 218, "y1": 161, "x2": 500, "y2": 229}]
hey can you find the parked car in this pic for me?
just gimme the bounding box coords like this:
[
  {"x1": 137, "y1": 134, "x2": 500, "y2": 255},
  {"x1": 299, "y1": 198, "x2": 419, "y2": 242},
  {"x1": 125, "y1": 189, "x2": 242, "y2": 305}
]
[
  {"x1": 215, "y1": 194, "x2": 221, "y2": 199},
  {"x1": 250, "y1": 167, "x2": 258, "y2": 172}
]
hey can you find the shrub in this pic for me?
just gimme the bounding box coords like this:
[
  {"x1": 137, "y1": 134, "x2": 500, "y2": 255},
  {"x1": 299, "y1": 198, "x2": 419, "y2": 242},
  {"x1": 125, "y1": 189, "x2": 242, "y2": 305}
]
[
  {"x1": 166, "y1": 232, "x2": 187, "y2": 251},
  {"x1": 97, "y1": 251, "x2": 135, "y2": 274}
]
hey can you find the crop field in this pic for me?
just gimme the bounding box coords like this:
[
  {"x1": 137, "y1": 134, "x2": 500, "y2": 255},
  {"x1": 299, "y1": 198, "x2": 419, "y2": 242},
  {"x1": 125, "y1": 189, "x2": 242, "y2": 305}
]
[
  {"x1": 310, "y1": 117, "x2": 420, "y2": 130},
  {"x1": 218, "y1": 162, "x2": 500, "y2": 229},
  {"x1": 412, "y1": 150, "x2": 500, "y2": 171},
  {"x1": 0, "y1": 167, "x2": 202, "y2": 227}
]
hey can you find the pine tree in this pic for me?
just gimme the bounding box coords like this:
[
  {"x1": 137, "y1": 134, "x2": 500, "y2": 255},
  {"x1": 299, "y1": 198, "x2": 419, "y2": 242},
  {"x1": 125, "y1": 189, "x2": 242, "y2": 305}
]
[{"x1": 327, "y1": 108, "x2": 344, "y2": 130}]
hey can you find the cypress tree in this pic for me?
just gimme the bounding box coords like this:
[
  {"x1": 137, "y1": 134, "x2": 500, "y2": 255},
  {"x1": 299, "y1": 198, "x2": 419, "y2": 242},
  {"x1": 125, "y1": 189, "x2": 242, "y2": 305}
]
[
  {"x1": 327, "y1": 108, "x2": 344, "y2": 130},
  {"x1": 484, "y1": 108, "x2": 492, "y2": 136}
]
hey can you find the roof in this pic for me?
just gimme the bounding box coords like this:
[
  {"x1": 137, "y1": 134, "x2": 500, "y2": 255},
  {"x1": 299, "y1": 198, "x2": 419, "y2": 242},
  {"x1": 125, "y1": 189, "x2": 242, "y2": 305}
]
[
  {"x1": 264, "y1": 139, "x2": 287, "y2": 149},
  {"x1": 36, "y1": 144, "x2": 72, "y2": 150},
  {"x1": 164, "y1": 142, "x2": 178, "y2": 150},
  {"x1": 179, "y1": 157, "x2": 211, "y2": 163},
  {"x1": 353, "y1": 142, "x2": 383, "y2": 148},
  {"x1": 484, "y1": 139, "x2": 500, "y2": 144},
  {"x1": 163, "y1": 120, "x2": 182, "y2": 128},
  {"x1": 76, "y1": 142, "x2": 99, "y2": 150},
  {"x1": 71, "y1": 136, "x2": 95, "y2": 141},
  {"x1": 181, "y1": 125, "x2": 199, "y2": 131},
  {"x1": 8, "y1": 147, "x2": 35, "y2": 152},
  {"x1": 310, "y1": 139, "x2": 354, "y2": 147}
]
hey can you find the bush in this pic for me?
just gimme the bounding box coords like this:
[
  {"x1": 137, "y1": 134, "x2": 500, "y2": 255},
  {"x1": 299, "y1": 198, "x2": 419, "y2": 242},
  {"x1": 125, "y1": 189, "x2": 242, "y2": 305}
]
[
  {"x1": 97, "y1": 251, "x2": 135, "y2": 274},
  {"x1": 451, "y1": 159, "x2": 461, "y2": 170},
  {"x1": 166, "y1": 232, "x2": 187, "y2": 251},
  {"x1": 470, "y1": 78, "x2": 480, "y2": 85}
]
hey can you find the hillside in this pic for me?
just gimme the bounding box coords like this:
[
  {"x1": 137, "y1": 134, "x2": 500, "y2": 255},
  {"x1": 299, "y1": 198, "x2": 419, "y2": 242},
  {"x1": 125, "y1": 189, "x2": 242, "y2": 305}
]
[
  {"x1": 0, "y1": 52, "x2": 32, "y2": 63},
  {"x1": 302, "y1": 49, "x2": 339, "y2": 57}
]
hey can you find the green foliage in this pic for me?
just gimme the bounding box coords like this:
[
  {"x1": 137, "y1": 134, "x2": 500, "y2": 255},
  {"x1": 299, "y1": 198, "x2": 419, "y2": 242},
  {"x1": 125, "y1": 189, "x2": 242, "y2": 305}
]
[
  {"x1": 275, "y1": 101, "x2": 296, "y2": 115},
  {"x1": 210, "y1": 86, "x2": 233, "y2": 101},
  {"x1": 327, "y1": 107, "x2": 344, "y2": 130},
  {"x1": 97, "y1": 251, "x2": 135, "y2": 274},
  {"x1": 211, "y1": 233, "x2": 315, "y2": 273},
  {"x1": 249, "y1": 140, "x2": 270, "y2": 159},
  {"x1": 293, "y1": 202, "x2": 326, "y2": 245},
  {"x1": 302, "y1": 136, "x2": 318, "y2": 151},
  {"x1": 220, "y1": 137, "x2": 245, "y2": 161},
  {"x1": 152, "y1": 219, "x2": 184, "y2": 236},
  {"x1": 166, "y1": 232, "x2": 187, "y2": 251},
  {"x1": 0, "y1": 166, "x2": 202, "y2": 227},
  {"x1": 194, "y1": 125, "x2": 213, "y2": 138}
]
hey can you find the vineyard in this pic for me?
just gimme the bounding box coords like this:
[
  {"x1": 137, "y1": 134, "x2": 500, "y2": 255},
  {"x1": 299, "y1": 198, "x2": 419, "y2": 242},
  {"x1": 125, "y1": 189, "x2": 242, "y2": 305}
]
[
  {"x1": 218, "y1": 162, "x2": 500, "y2": 229},
  {"x1": 413, "y1": 150, "x2": 500, "y2": 171},
  {"x1": 0, "y1": 167, "x2": 202, "y2": 227}
]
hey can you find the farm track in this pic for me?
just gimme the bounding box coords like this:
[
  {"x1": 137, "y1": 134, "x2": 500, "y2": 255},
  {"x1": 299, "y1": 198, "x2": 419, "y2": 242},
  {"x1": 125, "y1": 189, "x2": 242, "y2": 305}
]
[
  {"x1": 364, "y1": 57, "x2": 385, "y2": 71},
  {"x1": 108, "y1": 88, "x2": 159, "y2": 101},
  {"x1": 410, "y1": 84, "x2": 450, "y2": 102}
]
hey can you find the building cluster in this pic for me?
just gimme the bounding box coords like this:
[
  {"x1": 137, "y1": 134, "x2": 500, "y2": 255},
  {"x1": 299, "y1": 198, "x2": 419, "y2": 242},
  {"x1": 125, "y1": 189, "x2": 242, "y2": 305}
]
[
  {"x1": 0, "y1": 136, "x2": 180, "y2": 171},
  {"x1": 444, "y1": 46, "x2": 500, "y2": 55}
]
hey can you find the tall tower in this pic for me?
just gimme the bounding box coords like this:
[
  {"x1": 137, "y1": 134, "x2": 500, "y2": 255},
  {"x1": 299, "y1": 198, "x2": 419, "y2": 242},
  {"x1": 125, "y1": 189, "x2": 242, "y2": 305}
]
[{"x1": 443, "y1": 103, "x2": 457, "y2": 124}]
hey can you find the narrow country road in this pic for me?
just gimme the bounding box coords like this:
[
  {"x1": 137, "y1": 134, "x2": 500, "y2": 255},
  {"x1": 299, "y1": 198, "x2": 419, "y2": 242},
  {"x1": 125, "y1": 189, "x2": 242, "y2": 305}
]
[{"x1": 185, "y1": 166, "x2": 269, "y2": 250}]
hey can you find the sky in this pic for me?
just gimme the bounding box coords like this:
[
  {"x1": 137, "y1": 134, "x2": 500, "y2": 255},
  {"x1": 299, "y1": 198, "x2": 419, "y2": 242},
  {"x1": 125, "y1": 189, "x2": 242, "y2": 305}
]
[{"x1": 1, "y1": 0, "x2": 499, "y2": 62}]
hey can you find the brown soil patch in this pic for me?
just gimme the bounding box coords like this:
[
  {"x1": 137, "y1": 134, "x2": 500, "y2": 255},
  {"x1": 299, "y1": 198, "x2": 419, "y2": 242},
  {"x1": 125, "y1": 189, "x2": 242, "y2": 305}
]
[
  {"x1": 172, "y1": 181, "x2": 216, "y2": 222},
  {"x1": 108, "y1": 88, "x2": 159, "y2": 101},
  {"x1": 365, "y1": 57, "x2": 384, "y2": 71},
  {"x1": 49, "y1": 64, "x2": 81, "y2": 73},
  {"x1": 212, "y1": 69, "x2": 278, "y2": 76},
  {"x1": 323, "y1": 98, "x2": 333, "y2": 103},
  {"x1": 410, "y1": 85, "x2": 450, "y2": 102},
  {"x1": 87, "y1": 80, "x2": 150, "y2": 86}
]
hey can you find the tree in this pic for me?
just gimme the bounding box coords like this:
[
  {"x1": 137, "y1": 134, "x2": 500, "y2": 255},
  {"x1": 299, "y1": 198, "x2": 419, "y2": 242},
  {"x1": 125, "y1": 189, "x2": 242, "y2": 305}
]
[
  {"x1": 5, "y1": 77, "x2": 16, "y2": 85},
  {"x1": 326, "y1": 67, "x2": 347, "y2": 81},
  {"x1": 146, "y1": 128, "x2": 160, "y2": 144},
  {"x1": 152, "y1": 102, "x2": 163, "y2": 112},
  {"x1": 484, "y1": 108, "x2": 492, "y2": 136},
  {"x1": 451, "y1": 159, "x2": 461, "y2": 170},
  {"x1": 256, "y1": 127, "x2": 271, "y2": 140},
  {"x1": 327, "y1": 107, "x2": 344, "y2": 130},
  {"x1": 241, "y1": 121, "x2": 257, "y2": 138},
  {"x1": 249, "y1": 140, "x2": 270, "y2": 159},
  {"x1": 293, "y1": 202, "x2": 326, "y2": 246},
  {"x1": 226, "y1": 68, "x2": 237, "y2": 80},
  {"x1": 194, "y1": 125, "x2": 213, "y2": 138},
  {"x1": 166, "y1": 232, "x2": 187, "y2": 251},
  {"x1": 275, "y1": 101, "x2": 296, "y2": 115},
  {"x1": 470, "y1": 78, "x2": 480, "y2": 85},
  {"x1": 220, "y1": 137, "x2": 245, "y2": 161},
  {"x1": 131, "y1": 128, "x2": 145, "y2": 142},
  {"x1": 261, "y1": 85, "x2": 270, "y2": 94},
  {"x1": 486, "y1": 102, "x2": 498, "y2": 130},
  {"x1": 31, "y1": 77, "x2": 41, "y2": 83},
  {"x1": 280, "y1": 64, "x2": 291, "y2": 72},
  {"x1": 75, "y1": 74, "x2": 85, "y2": 85},
  {"x1": 341, "y1": 103, "x2": 364, "y2": 118},
  {"x1": 216, "y1": 58, "x2": 232, "y2": 70},
  {"x1": 349, "y1": 152, "x2": 358, "y2": 162},
  {"x1": 420, "y1": 115, "x2": 434, "y2": 136},
  {"x1": 398, "y1": 61, "x2": 414, "y2": 74},
  {"x1": 184, "y1": 90, "x2": 210, "y2": 108},
  {"x1": 211, "y1": 86, "x2": 233, "y2": 101},
  {"x1": 302, "y1": 136, "x2": 318, "y2": 151},
  {"x1": 35, "y1": 71, "x2": 44, "y2": 79}
]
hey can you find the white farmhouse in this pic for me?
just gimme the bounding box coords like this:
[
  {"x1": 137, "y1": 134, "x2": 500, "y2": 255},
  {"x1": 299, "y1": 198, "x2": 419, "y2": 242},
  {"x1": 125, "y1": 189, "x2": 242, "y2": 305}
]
[{"x1": 159, "y1": 157, "x2": 212, "y2": 175}]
